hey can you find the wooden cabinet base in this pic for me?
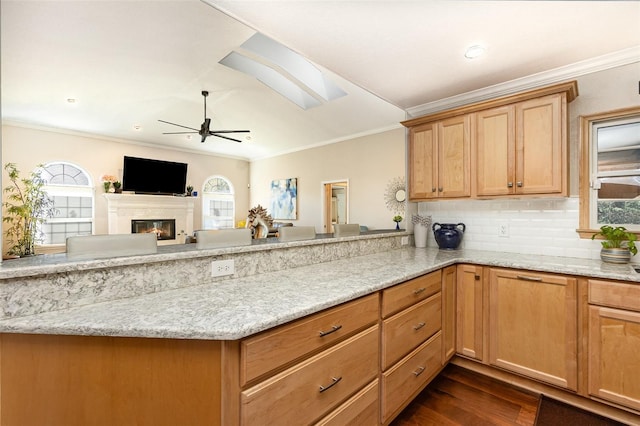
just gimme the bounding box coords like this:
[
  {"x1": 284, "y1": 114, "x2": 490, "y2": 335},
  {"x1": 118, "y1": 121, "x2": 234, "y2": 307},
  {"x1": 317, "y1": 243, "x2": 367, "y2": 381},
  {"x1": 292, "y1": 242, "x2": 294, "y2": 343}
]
[{"x1": 0, "y1": 334, "x2": 222, "y2": 426}]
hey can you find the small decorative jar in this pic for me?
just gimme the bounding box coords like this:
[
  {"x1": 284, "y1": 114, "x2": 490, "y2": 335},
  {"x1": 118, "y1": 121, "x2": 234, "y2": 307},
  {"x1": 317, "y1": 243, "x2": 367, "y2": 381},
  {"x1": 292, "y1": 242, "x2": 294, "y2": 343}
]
[{"x1": 432, "y1": 222, "x2": 466, "y2": 250}]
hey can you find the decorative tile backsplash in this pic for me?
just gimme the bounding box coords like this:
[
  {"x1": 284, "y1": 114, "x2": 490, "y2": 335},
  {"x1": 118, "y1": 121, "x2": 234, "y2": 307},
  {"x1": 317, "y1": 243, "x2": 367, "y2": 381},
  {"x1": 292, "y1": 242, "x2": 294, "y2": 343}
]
[{"x1": 418, "y1": 196, "x2": 629, "y2": 261}]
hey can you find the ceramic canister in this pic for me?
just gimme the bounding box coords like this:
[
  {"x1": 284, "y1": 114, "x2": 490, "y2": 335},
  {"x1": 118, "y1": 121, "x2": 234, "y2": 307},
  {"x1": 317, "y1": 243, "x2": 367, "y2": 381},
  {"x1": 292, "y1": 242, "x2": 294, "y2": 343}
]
[{"x1": 432, "y1": 222, "x2": 466, "y2": 250}]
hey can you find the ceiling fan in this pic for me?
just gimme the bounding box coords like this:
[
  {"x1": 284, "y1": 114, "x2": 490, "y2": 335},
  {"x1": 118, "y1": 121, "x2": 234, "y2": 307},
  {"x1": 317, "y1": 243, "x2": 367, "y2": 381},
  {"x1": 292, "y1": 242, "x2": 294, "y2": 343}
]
[{"x1": 159, "y1": 90, "x2": 250, "y2": 143}]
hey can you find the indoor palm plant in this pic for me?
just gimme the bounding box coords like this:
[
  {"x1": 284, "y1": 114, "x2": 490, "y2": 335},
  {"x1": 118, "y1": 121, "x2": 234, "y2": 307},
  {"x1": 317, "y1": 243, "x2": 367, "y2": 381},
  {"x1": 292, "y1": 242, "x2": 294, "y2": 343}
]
[
  {"x1": 2, "y1": 163, "x2": 57, "y2": 257},
  {"x1": 591, "y1": 225, "x2": 637, "y2": 264}
]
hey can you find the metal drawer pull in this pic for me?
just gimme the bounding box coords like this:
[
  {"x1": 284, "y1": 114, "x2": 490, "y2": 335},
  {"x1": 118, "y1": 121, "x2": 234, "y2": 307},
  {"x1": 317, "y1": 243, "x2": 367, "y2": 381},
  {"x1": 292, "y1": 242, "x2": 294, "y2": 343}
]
[
  {"x1": 413, "y1": 287, "x2": 426, "y2": 295},
  {"x1": 413, "y1": 366, "x2": 425, "y2": 377},
  {"x1": 413, "y1": 322, "x2": 426, "y2": 330},
  {"x1": 516, "y1": 275, "x2": 542, "y2": 282},
  {"x1": 507, "y1": 182, "x2": 513, "y2": 188},
  {"x1": 517, "y1": 181, "x2": 523, "y2": 187},
  {"x1": 319, "y1": 376, "x2": 342, "y2": 393},
  {"x1": 319, "y1": 325, "x2": 342, "y2": 337}
]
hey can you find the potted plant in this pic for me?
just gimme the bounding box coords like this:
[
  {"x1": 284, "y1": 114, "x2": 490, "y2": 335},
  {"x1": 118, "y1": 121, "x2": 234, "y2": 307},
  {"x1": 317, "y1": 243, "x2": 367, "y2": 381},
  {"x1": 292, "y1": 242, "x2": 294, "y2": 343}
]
[
  {"x1": 591, "y1": 225, "x2": 638, "y2": 264},
  {"x1": 186, "y1": 185, "x2": 194, "y2": 196},
  {"x1": 113, "y1": 181, "x2": 122, "y2": 193},
  {"x1": 393, "y1": 215, "x2": 403, "y2": 230},
  {"x1": 3, "y1": 163, "x2": 57, "y2": 257}
]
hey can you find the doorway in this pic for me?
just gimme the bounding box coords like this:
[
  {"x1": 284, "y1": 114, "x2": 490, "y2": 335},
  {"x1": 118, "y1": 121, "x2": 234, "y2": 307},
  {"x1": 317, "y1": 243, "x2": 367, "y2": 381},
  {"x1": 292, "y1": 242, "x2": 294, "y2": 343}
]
[{"x1": 322, "y1": 180, "x2": 349, "y2": 233}]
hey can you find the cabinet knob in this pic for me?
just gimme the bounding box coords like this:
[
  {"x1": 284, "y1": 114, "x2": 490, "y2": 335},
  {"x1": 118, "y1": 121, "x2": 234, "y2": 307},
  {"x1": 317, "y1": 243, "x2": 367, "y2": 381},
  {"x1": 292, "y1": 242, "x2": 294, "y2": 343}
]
[
  {"x1": 438, "y1": 187, "x2": 443, "y2": 192},
  {"x1": 432, "y1": 187, "x2": 436, "y2": 192},
  {"x1": 507, "y1": 182, "x2": 513, "y2": 188},
  {"x1": 517, "y1": 181, "x2": 523, "y2": 187}
]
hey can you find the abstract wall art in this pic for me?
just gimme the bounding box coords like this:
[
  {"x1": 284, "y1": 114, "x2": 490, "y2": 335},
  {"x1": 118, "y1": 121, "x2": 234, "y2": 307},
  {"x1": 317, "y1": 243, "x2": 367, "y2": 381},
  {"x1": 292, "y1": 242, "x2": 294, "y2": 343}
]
[{"x1": 270, "y1": 178, "x2": 297, "y2": 220}]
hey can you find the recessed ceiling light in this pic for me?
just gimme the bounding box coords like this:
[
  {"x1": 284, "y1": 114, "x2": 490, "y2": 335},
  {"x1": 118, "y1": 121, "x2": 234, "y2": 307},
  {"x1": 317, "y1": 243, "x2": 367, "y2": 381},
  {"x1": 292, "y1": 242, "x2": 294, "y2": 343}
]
[
  {"x1": 66, "y1": 98, "x2": 77, "y2": 104},
  {"x1": 464, "y1": 45, "x2": 485, "y2": 59},
  {"x1": 186, "y1": 135, "x2": 192, "y2": 140},
  {"x1": 245, "y1": 135, "x2": 252, "y2": 141},
  {"x1": 133, "y1": 125, "x2": 141, "y2": 131}
]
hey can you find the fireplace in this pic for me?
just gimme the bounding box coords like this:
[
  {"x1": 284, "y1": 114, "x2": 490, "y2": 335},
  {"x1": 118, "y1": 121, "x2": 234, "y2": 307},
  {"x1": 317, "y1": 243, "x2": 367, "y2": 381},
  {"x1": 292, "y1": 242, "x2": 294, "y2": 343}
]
[{"x1": 131, "y1": 219, "x2": 176, "y2": 241}]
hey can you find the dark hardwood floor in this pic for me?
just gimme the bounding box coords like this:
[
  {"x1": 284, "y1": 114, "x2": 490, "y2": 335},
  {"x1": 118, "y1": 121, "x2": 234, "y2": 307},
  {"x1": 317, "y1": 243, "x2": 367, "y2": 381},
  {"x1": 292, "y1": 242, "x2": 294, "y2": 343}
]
[{"x1": 391, "y1": 364, "x2": 539, "y2": 426}]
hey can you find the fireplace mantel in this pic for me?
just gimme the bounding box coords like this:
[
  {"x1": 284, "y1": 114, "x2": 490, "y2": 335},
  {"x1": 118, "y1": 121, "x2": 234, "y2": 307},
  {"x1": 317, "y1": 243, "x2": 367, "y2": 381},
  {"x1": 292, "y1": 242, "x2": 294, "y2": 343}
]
[{"x1": 103, "y1": 194, "x2": 194, "y2": 245}]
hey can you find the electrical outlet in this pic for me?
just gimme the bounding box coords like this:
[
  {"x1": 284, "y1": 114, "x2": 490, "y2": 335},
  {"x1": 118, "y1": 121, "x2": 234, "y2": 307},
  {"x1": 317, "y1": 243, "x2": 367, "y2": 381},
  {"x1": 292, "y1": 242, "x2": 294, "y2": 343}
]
[
  {"x1": 401, "y1": 236, "x2": 409, "y2": 246},
  {"x1": 211, "y1": 259, "x2": 235, "y2": 277},
  {"x1": 498, "y1": 223, "x2": 509, "y2": 237}
]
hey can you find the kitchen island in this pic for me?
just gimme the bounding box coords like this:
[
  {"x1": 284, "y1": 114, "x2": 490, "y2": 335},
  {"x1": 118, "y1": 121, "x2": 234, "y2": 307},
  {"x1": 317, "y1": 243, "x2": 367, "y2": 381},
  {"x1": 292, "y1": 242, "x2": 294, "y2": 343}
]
[{"x1": 1, "y1": 233, "x2": 639, "y2": 425}]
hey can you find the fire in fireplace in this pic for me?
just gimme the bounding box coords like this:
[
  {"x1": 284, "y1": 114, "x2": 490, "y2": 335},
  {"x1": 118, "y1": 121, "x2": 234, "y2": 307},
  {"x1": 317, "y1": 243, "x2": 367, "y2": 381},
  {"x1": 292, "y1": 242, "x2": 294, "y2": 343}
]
[{"x1": 131, "y1": 219, "x2": 176, "y2": 240}]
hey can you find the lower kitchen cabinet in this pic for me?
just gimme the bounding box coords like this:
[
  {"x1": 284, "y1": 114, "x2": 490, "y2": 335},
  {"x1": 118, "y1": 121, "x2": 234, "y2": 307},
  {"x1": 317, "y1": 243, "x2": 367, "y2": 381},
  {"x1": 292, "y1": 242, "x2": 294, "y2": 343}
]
[
  {"x1": 456, "y1": 264, "x2": 484, "y2": 360},
  {"x1": 381, "y1": 332, "x2": 442, "y2": 423},
  {"x1": 588, "y1": 279, "x2": 640, "y2": 411},
  {"x1": 380, "y1": 271, "x2": 445, "y2": 424},
  {"x1": 241, "y1": 326, "x2": 379, "y2": 425},
  {"x1": 488, "y1": 268, "x2": 578, "y2": 391},
  {"x1": 441, "y1": 265, "x2": 456, "y2": 363}
]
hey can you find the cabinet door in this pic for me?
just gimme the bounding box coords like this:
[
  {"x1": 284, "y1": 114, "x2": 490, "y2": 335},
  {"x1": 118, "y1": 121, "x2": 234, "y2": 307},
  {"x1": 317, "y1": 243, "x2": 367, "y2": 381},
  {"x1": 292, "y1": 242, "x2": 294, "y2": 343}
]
[
  {"x1": 489, "y1": 269, "x2": 577, "y2": 390},
  {"x1": 456, "y1": 264, "x2": 484, "y2": 360},
  {"x1": 438, "y1": 115, "x2": 470, "y2": 198},
  {"x1": 441, "y1": 266, "x2": 456, "y2": 363},
  {"x1": 588, "y1": 306, "x2": 640, "y2": 411},
  {"x1": 408, "y1": 123, "x2": 438, "y2": 200},
  {"x1": 516, "y1": 94, "x2": 565, "y2": 195},
  {"x1": 475, "y1": 105, "x2": 515, "y2": 196}
]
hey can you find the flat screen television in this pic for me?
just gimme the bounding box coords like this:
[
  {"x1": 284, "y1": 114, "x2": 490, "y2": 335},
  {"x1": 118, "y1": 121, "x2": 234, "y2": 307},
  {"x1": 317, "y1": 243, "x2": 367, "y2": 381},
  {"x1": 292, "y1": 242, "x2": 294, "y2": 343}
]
[{"x1": 122, "y1": 156, "x2": 188, "y2": 195}]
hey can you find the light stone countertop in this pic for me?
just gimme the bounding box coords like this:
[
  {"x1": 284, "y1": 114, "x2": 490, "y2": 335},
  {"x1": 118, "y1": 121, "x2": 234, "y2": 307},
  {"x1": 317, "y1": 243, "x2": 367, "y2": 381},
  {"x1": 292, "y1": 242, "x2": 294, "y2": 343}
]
[{"x1": 0, "y1": 247, "x2": 638, "y2": 341}]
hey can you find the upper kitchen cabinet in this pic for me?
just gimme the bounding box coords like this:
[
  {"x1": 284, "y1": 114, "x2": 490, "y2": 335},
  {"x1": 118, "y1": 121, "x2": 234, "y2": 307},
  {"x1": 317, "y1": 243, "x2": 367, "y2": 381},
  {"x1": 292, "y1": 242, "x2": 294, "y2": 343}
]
[
  {"x1": 404, "y1": 80, "x2": 577, "y2": 201},
  {"x1": 476, "y1": 95, "x2": 566, "y2": 196},
  {"x1": 407, "y1": 115, "x2": 470, "y2": 200}
]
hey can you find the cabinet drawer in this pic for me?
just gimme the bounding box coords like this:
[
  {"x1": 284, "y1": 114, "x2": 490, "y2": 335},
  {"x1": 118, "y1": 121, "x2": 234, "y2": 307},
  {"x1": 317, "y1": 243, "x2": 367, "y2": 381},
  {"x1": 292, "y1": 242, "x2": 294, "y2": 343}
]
[
  {"x1": 241, "y1": 326, "x2": 379, "y2": 426},
  {"x1": 382, "y1": 292, "x2": 441, "y2": 370},
  {"x1": 382, "y1": 331, "x2": 442, "y2": 423},
  {"x1": 315, "y1": 379, "x2": 379, "y2": 426},
  {"x1": 382, "y1": 271, "x2": 441, "y2": 317},
  {"x1": 241, "y1": 293, "x2": 379, "y2": 384},
  {"x1": 589, "y1": 279, "x2": 640, "y2": 312}
]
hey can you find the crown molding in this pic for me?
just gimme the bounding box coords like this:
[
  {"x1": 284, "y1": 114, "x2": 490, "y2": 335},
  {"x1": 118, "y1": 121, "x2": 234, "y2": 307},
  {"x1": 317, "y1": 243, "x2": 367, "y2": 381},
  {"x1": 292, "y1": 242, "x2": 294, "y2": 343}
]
[{"x1": 406, "y1": 46, "x2": 640, "y2": 118}]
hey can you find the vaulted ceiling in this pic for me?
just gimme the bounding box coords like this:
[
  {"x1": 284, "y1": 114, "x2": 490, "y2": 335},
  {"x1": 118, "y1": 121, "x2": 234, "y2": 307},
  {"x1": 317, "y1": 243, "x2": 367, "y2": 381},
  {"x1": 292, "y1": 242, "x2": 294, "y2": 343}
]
[{"x1": 2, "y1": 1, "x2": 639, "y2": 161}]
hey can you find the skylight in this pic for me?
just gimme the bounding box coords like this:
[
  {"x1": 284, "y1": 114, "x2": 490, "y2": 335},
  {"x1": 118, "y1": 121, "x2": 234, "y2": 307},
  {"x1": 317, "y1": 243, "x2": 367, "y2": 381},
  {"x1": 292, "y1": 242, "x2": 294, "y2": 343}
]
[{"x1": 219, "y1": 33, "x2": 346, "y2": 109}]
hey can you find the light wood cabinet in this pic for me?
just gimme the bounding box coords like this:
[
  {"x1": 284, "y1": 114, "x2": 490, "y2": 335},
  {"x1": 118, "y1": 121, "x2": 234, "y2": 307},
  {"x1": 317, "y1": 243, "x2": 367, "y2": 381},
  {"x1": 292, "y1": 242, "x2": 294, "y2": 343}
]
[
  {"x1": 488, "y1": 268, "x2": 577, "y2": 391},
  {"x1": 407, "y1": 115, "x2": 470, "y2": 200},
  {"x1": 475, "y1": 94, "x2": 567, "y2": 197},
  {"x1": 241, "y1": 326, "x2": 379, "y2": 425},
  {"x1": 588, "y1": 279, "x2": 640, "y2": 411},
  {"x1": 382, "y1": 332, "x2": 442, "y2": 424},
  {"x1": 404, "y1": 80, "x2": 577, "y2": 201},
  {"x1": 380, "y1": 272, "x2": 445, "y2": 424},
  {"x1": 441, "y1": 265, "x2": 456, "y2": 363},
  {"x1": 456, "y1": 264, "x2": 484, "y2": 360},
  {"x1": 241, "y1": 293, "x2": 379, "y2": 385}
]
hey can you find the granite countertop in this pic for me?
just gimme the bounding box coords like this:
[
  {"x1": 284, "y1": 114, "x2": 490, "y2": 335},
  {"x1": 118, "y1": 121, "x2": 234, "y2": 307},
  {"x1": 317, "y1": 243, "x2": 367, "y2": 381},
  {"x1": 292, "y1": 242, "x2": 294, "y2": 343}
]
[
  {"x1": 0, "y1": 230, "x2": 404, "y2": 280},
  {"x1": 1, "y1": 247, "x2": 638, "y2": 341}
]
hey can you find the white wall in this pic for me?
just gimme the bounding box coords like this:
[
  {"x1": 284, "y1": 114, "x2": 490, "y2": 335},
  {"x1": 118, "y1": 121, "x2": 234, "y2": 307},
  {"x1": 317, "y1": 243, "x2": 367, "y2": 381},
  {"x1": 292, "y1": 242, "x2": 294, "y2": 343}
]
[
  {"x1": 417, "y1": 62, "x2": 640, "y2": 261},
  {"x1": 250, "y1": 128, "x2": 406, "y2": 232},
  {"x1": 1, "y1": 125, "x2": 250, "y2": 245}
]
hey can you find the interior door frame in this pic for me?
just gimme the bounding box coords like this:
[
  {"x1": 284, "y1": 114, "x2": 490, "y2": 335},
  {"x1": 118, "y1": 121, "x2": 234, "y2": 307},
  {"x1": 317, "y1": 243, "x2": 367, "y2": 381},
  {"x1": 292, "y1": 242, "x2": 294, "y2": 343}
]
[{"x1": 321, "y1": 179, "x2": 349, "y2": 234}]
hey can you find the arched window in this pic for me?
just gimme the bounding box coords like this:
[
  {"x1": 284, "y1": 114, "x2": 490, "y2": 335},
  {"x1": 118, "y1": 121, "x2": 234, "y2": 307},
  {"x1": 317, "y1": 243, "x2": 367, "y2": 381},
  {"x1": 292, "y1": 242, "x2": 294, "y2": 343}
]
[
  {"x1": 39, "y1": 162, "x2": 94, "y2": 245},
  {"x1": 202, "y1": 176, "x2": 235, "y2": 229}
]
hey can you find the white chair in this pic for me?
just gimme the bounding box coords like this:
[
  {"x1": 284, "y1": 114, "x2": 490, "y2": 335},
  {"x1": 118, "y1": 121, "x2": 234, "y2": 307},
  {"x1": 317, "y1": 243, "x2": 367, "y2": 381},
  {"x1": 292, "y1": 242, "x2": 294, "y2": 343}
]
[
  {"x1": 333, "y1": 223, "x2": 361, "y2": 238},
  {"x1": 66, "y1": 233, "x2": 158, "y2": 260},
  {"x1": 195, "y1": 228, "x2": 252, "y2": 249},
  {"x1": 277, "y1": 226, "x2": 316, "y2": 242}
]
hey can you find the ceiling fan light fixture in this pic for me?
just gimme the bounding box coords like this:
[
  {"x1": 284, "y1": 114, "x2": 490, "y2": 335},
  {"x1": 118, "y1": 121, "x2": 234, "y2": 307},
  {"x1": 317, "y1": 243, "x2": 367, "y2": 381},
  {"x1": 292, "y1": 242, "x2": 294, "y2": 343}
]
[{"x1": 464, "y1": 45, "x2": 486, "y2": 59}]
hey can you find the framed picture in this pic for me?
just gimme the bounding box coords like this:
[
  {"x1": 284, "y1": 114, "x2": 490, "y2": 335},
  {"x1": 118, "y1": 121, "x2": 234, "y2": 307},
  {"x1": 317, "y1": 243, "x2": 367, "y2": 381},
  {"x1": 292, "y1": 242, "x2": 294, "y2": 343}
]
[{"x1": 270, "y1": 178, "x2": 297, "y2": 220}]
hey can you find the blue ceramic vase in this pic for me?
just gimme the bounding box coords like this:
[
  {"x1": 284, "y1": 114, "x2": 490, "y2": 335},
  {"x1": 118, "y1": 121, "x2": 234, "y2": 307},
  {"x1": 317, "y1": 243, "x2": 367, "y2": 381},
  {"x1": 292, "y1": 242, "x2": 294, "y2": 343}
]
[{"x1": 432, "y1": 222, "x2": 465, "y2": 250}]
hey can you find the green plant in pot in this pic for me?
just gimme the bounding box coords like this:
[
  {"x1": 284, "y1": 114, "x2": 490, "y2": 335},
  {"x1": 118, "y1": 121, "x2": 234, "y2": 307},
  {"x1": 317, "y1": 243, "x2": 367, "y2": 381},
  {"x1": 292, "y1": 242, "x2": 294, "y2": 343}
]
[
  {"x1": 3, "y1": 163, "x2": 57, "y2": 257},
  {"x1": 393, "y1": 215, "x2": 403, "y2": 230},
  {"x1": 186, "y1": 185, "x2": 194, "y2": 196},
  {"x1": 591, "y1": 225, "x2": 637, "y2": 264}
]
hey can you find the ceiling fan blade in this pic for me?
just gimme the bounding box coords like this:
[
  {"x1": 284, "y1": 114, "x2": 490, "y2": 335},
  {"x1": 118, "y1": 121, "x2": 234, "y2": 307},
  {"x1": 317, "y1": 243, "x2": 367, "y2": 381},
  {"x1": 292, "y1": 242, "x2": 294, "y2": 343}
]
[
  {"x1": 209, "y1": 130, "x2": 250, "y2": 134},
  {"x1": 158, "y1": 120, "x2": 199, "y2": 132},
  {"x1": 209, "y1": 132, "x2": 243, "y2": 143},
  {"x1": 162, "y1": 131, "x2": 198, "y2": 135}
]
